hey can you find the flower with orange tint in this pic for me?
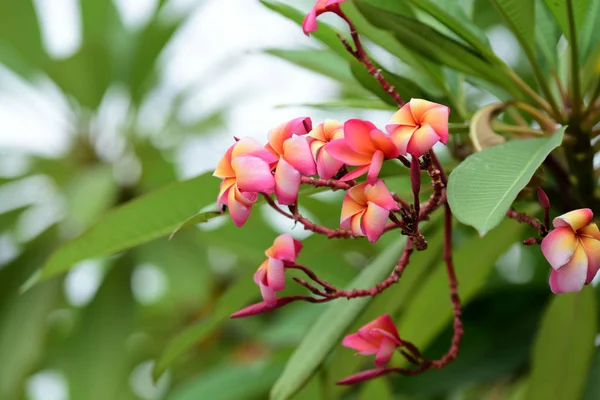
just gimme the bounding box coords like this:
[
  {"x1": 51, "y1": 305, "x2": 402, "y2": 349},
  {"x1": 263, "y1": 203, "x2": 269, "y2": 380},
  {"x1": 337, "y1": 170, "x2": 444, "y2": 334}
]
[
  {"x1": 386, "y1": 98, "x2": 449, "y2": 158},
  {"x1": 541, "y1": 208, "x2": 600, "y2": 294},
  {"x1": 302, "y1": 0, "x2": 346, "y2": 35},
  {"x1": 342, "y1": 314, "x2": 402, "y2": 367},
  {"x1": 266, "y1": 117, "x2": 317, "y2": 205},
  {"x1": 326, "y1": 119, "x2": 399, "y2": 184},
  {"x1": 254, "y1": 234, "x2": 303, "y2": 306},
  {"x1": 214, "y1": 137, "x2": 279, "y2": 227},
  {"x1": 340, "y1": 180, "x2": 399, "y2": 242},
  {"x1": 307, "y1": 120, "x2": 345, "y2": 179}
]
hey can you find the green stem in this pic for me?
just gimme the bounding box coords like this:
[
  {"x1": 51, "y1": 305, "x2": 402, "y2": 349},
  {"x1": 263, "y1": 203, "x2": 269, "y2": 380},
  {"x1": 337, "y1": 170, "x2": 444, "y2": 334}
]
[
  {"x1": 512, "y1": 102, "x2": 557, "y2": 132},
  {"x1": 567, "y1": 0, "x2": 582, "y2": 117},
  {"x1": 581, "y1": 79, "x2": 600, "y2": 124},
  {"x1": 504, "y1": 67, "x2": 559, "y2": 119},
  {"x1": 492, "y1": 122, "x2": 544, "y2": 136}
]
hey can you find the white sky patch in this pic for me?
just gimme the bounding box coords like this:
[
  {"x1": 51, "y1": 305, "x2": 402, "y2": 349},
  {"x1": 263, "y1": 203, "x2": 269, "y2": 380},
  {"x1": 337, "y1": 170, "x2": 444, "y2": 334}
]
[
  {"x1": 114, "y1": 0, "x2": 158, "y2": 30},
  {"x1": 33, "y1": 0, "x2": 81, "y2": 59},
  {"x1": 26, "y1": 370, "x2": 69, "y2": 400}
]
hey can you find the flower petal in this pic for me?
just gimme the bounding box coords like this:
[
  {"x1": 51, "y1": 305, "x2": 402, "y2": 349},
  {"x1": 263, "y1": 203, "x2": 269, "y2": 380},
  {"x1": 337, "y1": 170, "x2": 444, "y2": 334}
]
[
  {"x1": 270, "y1": 233, "x2": 302, "y2": 262},
  {"x1": 316, "y1": 149, "x2": 344, "y2": 180},
  {"x1": 348, "y1": 182, "x2": 368, "y2": 205},
  {"x1": 374, "y1": 338, "x2": 398, "y2": 367},
  {"x1": 362, "y1": 202, "x2": 390, "y2": 242},
  {"x1": 340, "y1": 165, "x2": 370, "y2": 181},
  {"x1": 259, "y1": 282, "x2": 278, "y2": 306},
  {"x1": 541, "y1": 227, "x2": 578, "y2": 270},
  {"x1": 283, "y1": 136, "x2": 317, "y2": 176},
  {"x1": 232, "y1": 156, "x2": 275, "y2": 193},
  {"x1": 302, "y1": 7, "x2": 319, "y2": 35},
  {"x1": 342, "y1": 333, "x2": 379, "y2": 354},
  {"x1": 364, "y1": 181, "x2": 399, "y2": 211},
  {"x1": 350, "y1": 213, "x2": 365, "y2": 236},
  {"x1": 213, "y1": 145, "x2": 235, "y2": 179},
  {"x1": 217, "y1": 178, "x2": 236, "y2": 206},
  {"x1": 341, "y1": 193, "x2": 366, "y2": 227},
  {"x1": 267, "y1": 257, "x2": 286, "y2": 291},
  {"x1": 388, "y1": 126, "x2": 416, "y2": 155},
  {"x1": 358, "y1": 314, "x2": 400, "y2": 340},
  {"x1": 421, "y1": 106, "x2": 449, "y2": 144},
  {"x1": 549, "y1": 244, "x2": 588, "y2": 294},
  {"x1": 228, "y1": 186, "x2": 253, "y2": 227},
  {"x1": 370, "y1": 129, "x2": 399, "y2": 158},
  {"x1": 344, "y1": 119, "x2": 377, "y2": 155},
  {"x1": 408, "y1": 98, "x2": 440, "y2": 122},
  {"x1": 406, "y1": 125, "x2": 441, "y2": 158},
  {"x1": 232, "y1": 137, "x2": 278, "y2": 164},
  {"x1": 580, "y1": 236, "x2": 600, "y2": 284},
  {"x1": 553, "y1": 208, "x2": 594, "y2": 230},
  {"x1": 366, "y1": 150, "x2": 385, "y2": 184},
  {"x1": 254, "y1": 261, "x2": 268, "y2": 286},
  {"x1": 387, "y1": 104, "x2": 416, "y2": 127},
  {"x1": 274, "y1": 158, "x2": 301, "y2": 205},
  {"x1": 580, "y1": 223, "x2": 600, "y2": 240},
  {"x1": 326, "y1": 139, "x2": 373, "y2": 165},
  {"x1": 268, "y1": 117, "x2": 312, "y2": 155}
]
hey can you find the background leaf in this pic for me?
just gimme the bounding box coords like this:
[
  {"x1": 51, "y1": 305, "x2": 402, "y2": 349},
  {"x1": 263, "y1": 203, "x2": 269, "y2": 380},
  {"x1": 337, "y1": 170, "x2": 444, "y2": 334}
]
[{"x1": 447, "y1": 127, "x2": 565, "y2": 236}]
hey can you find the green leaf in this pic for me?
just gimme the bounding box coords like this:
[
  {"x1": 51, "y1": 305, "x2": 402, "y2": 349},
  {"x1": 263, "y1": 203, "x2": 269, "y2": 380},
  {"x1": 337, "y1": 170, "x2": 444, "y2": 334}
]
[
  {"x1": 355, "y1": 1, "x2": 518, "y2": 93},
  {"x1": 167, "y1": 361, "x2": 284, "y2": 400},
  {"x1": 38, "y1": 172, "x2": 220, "y2": 282},
  {"x1": 578, "y1": 0, "x2": 600, "y2": 64},
  {"x1": 535, "y1": 0, "x2": 561, "y2": 74},
  {"x1": 490, "y1": 0, "x2": 535, "y2": 53},
  {"x1": 270, "y1": 239, "x2": 406, "y2": 400},
  {"x1": 469, "y1": 103, "x2": 508, "y2": 151},
  {"x1": 583, "y1": 348, "x2": 600, "y2": 400},
  {"x1": 405, "y1": 0, "x2": 495, "y2": 60},
  {"x1": 0, "y1": 0, "x2": 46, "y2": 72},
  {"x1": 543, "y1": 0, "x2": 589, "y2": 41},
  {"x1": 397, "y1": 219, "x2": 525, "y2": 351},
  {"x1": 358, "y1": 378, "x2": 394, "y2": 400},
  {"x1": 169, "y1": 211, "x2": 222, "y2": 240},
  {"x1": 153, "y1": 274, "x2": 258, "y2": 380},
  {"x1": 447, "y1": 127, "x2": 565, "y2": 236},
  {"x1": 526, "y1": 287, "x2": 597, "y2": 400},
  {"x1": 276, "y1": 98, "x2": 394, "y2": 110}
]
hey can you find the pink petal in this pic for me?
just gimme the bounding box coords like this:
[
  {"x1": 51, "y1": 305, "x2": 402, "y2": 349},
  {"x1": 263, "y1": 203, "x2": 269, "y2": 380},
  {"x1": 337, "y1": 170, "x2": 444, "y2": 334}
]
[
  {"x1": 366, "y1": 150, "x2": 384, "y2": 184},
  {"x1": 343, "y1": 119, "x2": 377, "y2": 155},
  {"x1": 268, "y1": 117, "x2": 311, "y2": 155},
  {"x1": 364, "y1": 181, "x2": 398, "y2": 211},
  {"x1": 342, "y1": 333, "x2": 379, "y2": 354},
  {"x1": 232, "y1": 156, "x2": 275, "y2": 193},
  {"x1": 549, "y1": 244, "x2": 588, "y2": 294},
  {"x1": 217, "y1": 178, "x2": 236, "y2": 206},
  {"x1": 274, "y1": 158, "x2": 301, "y2": 205},
  {"x1": 348, "y1": 182, "x2": 368, "y2": 205},
  {"x1": 370, "y1": 129, "x2": 399, "y2": 158},
  {"x1": 541, "y1": 227, "x2": 578, "y2": 270},
  {"x1": 308, "y1": 119, "x2": 342, "y2": 142},
  {"x1": 213, "y1": 145, "x2": 235, "y2": 179},
  {"x1": 374, "y1": 338, "x2": 398, "y2": 367},
  {"x1": 326, "y1": 139, "x2": 373, "y2": 166},
  {"x1": 267, "y1": 257, "x2": 285, "y2": 291},
  {"x1": 340, "y1": 165, "x2": 370, "y2": 181},
  {"x1": 553, "y1": 208, "x2": 594, "y2": 230},
  {"x1": 270, "y1": 234, "x2": 301, "y2": 262},
  {"x1": 316, "y1": 149, "x2": 344, "y2": 180},
  {"x1": 350, "y1": 213, "x2": 365, "y2": 236},
  {"x1": 302, "y1": 7, "x2": 319, "y2": 35},
  {"x1": 232, "y1": 137, "x2": 278, "y2": 164},
  {"x1": 358, "y1": 314, "x2": 400, "y2": 341},
  {"x1": 406, "y1": 125, "x2": 441, "y2": 158},
  {"x1": 228, "y1": 186, "x2": 253, "y2": 227},
  {"x1": 580, "y1": 223, "x2": 600, "y2": 240},
  {"x1": 254, "y1": 261, "x2": 268, "y2": 286},
  {"x1": 421, "y1": 106, "x2": 450, "y2": 144},
  {"x1": 580, "y1": 236, "x2": 600, "y2": 284},
  {"x1": 283, "y1": 136, "x2": 317, "y2": 176},
  {"x1": 388, "y1": 126, "x2": 416, "y2": 155},
  {"x1": 408, "y1": 98, "x2": 440, "y2": 122},
  {"x1": 362, "y1": 202, "x2": 390, "y2": 242},
  {"x1": 341, "y1": 193, "x2": 366, "y2": 227},
  {"x1": 259, "y1": 283, "x2": 278, "y2": 306},
  {"x1": 387, "y1": 103, "x2": 416, "y2": 127}
]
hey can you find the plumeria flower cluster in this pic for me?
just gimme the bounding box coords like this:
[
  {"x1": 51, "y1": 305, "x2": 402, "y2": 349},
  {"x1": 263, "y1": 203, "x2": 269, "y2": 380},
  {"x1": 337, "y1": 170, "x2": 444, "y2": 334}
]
[{"x1": 209, "y1": 0, "x2": 600, "y2": 387}]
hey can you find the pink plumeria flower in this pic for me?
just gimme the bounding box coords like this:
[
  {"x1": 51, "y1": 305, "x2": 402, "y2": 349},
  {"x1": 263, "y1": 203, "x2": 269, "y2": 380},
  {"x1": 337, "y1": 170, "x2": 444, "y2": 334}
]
[
  {"x1": 302, "y1": 0, "x2": 346, "y2": 36},
  {"x1": 541, "y1": 208, "x2": 600, "y2": 294},
  {"x1": 340, "y1": 180, "x2": 399, "y2": 242},
  {"x1": 342, "y1": 314, "x2": 402, "y2": 367},
  {"x1": 386, "y1": 99, "x2": 449, "y2": 158},
  {"x1": 307, "y1": 120, "x2": 345, "y2": 179},
  {"x1": 266, "y1": 117, "x2": 317, "y2": 205},
  {"x1": 254, "y1": 234, "x2": 303, "y2": 306},
  {"x1": 326, "y1": 119, "x2": 400, "y2": 184},
  {"x1": 214, "y1": 137, "x2": 278, "y2": 226}
]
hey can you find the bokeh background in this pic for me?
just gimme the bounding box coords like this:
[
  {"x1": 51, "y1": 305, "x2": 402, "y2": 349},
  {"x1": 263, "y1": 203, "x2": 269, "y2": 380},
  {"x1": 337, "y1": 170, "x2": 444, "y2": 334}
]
[{"x1": 0, "y1": 1, "x2": 598, "y2": 399}]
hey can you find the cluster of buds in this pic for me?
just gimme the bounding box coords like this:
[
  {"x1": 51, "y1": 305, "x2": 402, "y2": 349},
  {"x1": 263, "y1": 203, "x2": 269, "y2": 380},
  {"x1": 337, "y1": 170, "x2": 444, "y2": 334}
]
[{"x1": 208, "y1": 0, "x2": 600, "y2": 386}]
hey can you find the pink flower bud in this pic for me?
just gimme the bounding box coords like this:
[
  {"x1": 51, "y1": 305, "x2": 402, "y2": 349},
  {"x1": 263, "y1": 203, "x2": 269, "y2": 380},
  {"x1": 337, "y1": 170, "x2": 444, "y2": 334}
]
[
  {"x1": 230, "y1": 297, "x2": 299, "y2": 319},
  {"x1": 537, "y1": 188, "x2": 550, "y2": 209},
  {"x1": 336, "y1": 368, "x2": 394, "y2": 385},
  {"x1": 541, "y1": 208, "x2": 600, "y2": 293},
  {"x1": 302, "y1": 0, "x2": 346, "y2": 36},
  {"x1": 342, "y1": 314, "x2": 402, "y2": 367}
]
